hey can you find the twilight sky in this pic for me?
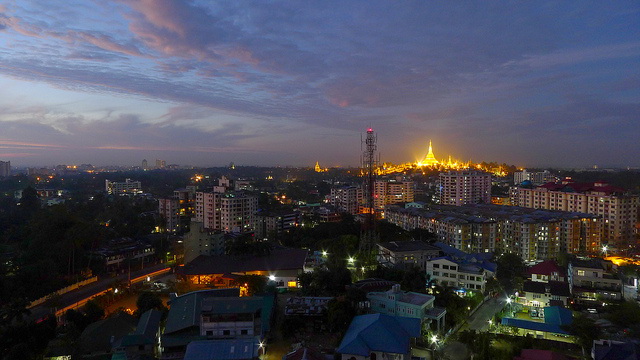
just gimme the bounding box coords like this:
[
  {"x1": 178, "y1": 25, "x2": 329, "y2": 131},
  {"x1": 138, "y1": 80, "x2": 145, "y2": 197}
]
[{"x1": 0, "y1": 1, "x2": 638, "y2": 168}]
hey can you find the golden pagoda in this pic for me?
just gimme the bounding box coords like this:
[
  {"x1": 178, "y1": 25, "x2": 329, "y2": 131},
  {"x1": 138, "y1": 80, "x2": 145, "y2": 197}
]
[
  {"x1": 315, "y1": 161, "x2": 327, "y2": 172},
  {"x1": 419, "y1": 140, "x2": 439, "y2": 166}
]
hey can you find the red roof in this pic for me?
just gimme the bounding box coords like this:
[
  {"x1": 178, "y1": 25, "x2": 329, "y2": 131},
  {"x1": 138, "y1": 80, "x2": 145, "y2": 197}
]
[
  {"x1": 515, "y1": 349, "x2": 574, "y2": 360},
  {"x1": 528, "y1": 260, "x2": 565, "y2": 277},
  {"x1": 537, "y1": 181, "x2": 626, "y2": 195}
]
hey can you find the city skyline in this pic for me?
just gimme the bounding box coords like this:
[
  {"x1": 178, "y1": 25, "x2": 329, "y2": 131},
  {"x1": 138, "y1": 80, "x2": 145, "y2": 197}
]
[{"x1": 0, "y1": 1, "x2": 638, "y2": 168}]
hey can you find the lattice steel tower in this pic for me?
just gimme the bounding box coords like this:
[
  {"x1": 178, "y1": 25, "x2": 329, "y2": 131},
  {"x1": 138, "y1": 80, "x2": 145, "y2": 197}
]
[{"x1": 359, "y1": 127, "x2": 378, "y2": 263}]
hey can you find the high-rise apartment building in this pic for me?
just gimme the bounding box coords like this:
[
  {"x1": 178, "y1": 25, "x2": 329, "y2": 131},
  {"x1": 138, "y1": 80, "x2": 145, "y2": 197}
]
[
  {"x1": 330, "y1": 185, "x2": 363, "y2": 214},
  {"x1": 510, "y1": 179, "x2": 639, "y2": 248},
  {"x1": 158, "y1": 198, "x2": 180, "y2": 232},
  {"x1": 0, "y1": 161, "x2": 10, "y2": 177},
  {"x1": 195, "y1": 177, "x2": 258, "y2": 233},
  {"x1": 195, "y1": 191, "x2": 258, "y2": 232},
  {"x1": 374, "y1": 179, "x2": 414, "y2": 210},
  {"x1": 439, "y1": 170, "x2": 491, "y2": 206}
]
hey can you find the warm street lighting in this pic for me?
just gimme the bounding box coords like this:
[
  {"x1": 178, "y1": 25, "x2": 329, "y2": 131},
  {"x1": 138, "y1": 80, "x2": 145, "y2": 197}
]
[{"x1": 146, "y1": 276, "x2": 150, "y2": 282}]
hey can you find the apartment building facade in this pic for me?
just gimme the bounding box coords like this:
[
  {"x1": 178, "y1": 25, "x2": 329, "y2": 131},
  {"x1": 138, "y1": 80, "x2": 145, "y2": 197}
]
[
  {"x1": 329, "y1": 185, "x2": 363, "y2": 214},
  {"x1": 385, "y1": 204, "x2": 602, "y2": 261},
  {"x1": 439, "y1": 170, "x2": 491, "y2": 206},
  {"x1": 510, "y1": 180, "x2": 639, "y2": 247}
]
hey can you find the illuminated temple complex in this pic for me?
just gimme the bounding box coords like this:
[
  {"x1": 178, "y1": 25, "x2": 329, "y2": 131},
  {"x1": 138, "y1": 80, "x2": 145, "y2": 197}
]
[{"x1": 418, "y1": 140, "x2": 439, "y2": 167}]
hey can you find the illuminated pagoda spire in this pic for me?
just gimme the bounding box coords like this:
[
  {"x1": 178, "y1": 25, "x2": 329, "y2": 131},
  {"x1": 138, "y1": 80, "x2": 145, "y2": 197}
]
[
  {"x1": 420, "y1": 140, "x2": 439, "y2": 166},
  {"x1": 315, "y1": 161, "x2": 327, "y2": 172}
]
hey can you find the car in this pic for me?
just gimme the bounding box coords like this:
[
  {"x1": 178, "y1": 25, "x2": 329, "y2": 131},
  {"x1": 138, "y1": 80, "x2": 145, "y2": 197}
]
[{"x1": 587, "y1": 308, "x2": 598, "y2": 314}]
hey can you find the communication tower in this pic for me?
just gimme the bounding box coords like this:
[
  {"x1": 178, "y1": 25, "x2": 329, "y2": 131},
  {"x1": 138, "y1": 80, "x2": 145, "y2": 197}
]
[{"x1": 359, "y1": 128, "x2": 378, "y2": 264}]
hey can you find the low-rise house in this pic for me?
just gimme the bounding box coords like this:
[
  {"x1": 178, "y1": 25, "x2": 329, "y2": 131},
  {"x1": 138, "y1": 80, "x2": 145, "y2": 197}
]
[
  {"x1": 183, "y1": 339, "x2": 262, "y2": 360},
  {"x1": 112, "y1": 309, "x2": 162, "y2": 359},
  {"x1": 591, "y1": 340, "x2": 640, "y2": 360},
  {"x1": 78, "y1": 312, "x2": 137, "y2": 359},
  {"x1": 501, "y1": 306, "x2": 573, "y2": 340},
  {"x1": 528, "y1": 260, "x2": 567, "y2": 283},
  {"x1": 160, "y1": 288, "x2": 239, "y2": 359},
  {"x1": 367, "y1": 284, "x2": 446, "y2": 331},
  {"x1": 285, "y1": 297, "x2": 332, "y2": 316},
  {"x1": 179, "y1": 247, "x2": 308, "y2": 289},
  {"x1": 90, "y1": 237, "x2": 156, "y2": 273},
  {"x1": 426, "y1": 257, "x2": 489, "y2": 293},
  {"x1": 337, "y1": 313, "x2": 421, "y2": 360},
  {"x1": 521, "y1": 280, "x2": 571, "y2": 308},
  {"x1": 568, "y1": 258, "x2": 622, "y2": 302},
  {"x1": 377, "y1": 241, "x2": 440, "y2": 271}
]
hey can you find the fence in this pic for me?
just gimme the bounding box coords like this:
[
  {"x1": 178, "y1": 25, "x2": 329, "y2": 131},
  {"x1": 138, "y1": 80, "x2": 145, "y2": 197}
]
[{"x1": 28, "y1": 276, "x2": 98, "y2": 308}]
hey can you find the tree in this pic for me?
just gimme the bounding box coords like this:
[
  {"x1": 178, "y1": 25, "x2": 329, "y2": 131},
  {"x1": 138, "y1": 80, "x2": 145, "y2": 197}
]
[
  {"x1": 401, "y1": 266, "x2": 427, "y2": 293},
  {"x1": 233, "y1": 275, "x2": 268, "y2": 296},
  {"x1": 495, "y1": 253, "x2": 525, "y2": 294},
  {"x1": 562, "y1": 314, "x2": 601, "y2": 356},
  {"x1": 136, "y1": 292, "x2": 165, "y2": 314},
  {"x1": 327, "y1": 297, "x2": 356, "y2": 333}
]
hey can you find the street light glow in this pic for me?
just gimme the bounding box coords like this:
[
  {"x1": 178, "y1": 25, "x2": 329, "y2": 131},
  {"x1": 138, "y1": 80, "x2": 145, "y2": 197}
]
[
  {"x1": 269, "y1": 275, "x2": 276, "y2": 281},
  {"x1": 506, "y1": 297, "x2": 512, "y2": 304},
  {"x1": 348, "y1": 257, "x2": 355, "y2": 264},
  {"x1": 322, "y1": 250, "x2": 327, "y2": 256},
  {"x1": 431, "y1": 335, "x2": 438, "y2": 343}
]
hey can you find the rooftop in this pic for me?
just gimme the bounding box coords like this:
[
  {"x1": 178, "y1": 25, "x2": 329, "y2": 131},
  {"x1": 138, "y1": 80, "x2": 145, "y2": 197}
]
[
  {"x1": 337, "y1": 314, "x2": 420, "y2": 356},
  {"x1": 181, "y1": 248, "x2": 308, "y2": 275},
  {"x1": 378, "y1": 240, "x2": 440, "y2": 253}
]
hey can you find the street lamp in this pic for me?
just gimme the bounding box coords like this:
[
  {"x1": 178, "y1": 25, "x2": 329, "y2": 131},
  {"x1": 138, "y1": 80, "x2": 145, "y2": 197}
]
[
  {"x1": 348, "y1": 257, "x2": 355, "y2": 264},
  {"x1": 322, "y1": 250, "x2": 328, "y2": 257}
]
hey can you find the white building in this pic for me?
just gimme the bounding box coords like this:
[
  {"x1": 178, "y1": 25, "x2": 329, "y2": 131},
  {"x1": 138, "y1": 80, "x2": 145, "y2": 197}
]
[
  {"x1": 330, "y1": 186, "x2": 362, "y2": 215},
  {"x1": 514, "y1": 170, "x2": 554, "y2": 185},
  {"x1": 105, "y1": 179, "x2": 142, "y2": 195},
  {"x1": 195, "y1": 191, "x2": 258, "y2": 232},
  {"x1": 426, "y1": 257, "x2": 492, "y2": 292},
  {"x1": 439, "y1": 171, "x2": 491, "y2": 206}
]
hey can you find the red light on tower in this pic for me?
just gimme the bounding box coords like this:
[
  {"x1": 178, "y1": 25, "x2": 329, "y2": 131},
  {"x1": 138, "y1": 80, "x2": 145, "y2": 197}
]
[{"x1": 367, "y1": 128, "x2": 373, "y2": 132}]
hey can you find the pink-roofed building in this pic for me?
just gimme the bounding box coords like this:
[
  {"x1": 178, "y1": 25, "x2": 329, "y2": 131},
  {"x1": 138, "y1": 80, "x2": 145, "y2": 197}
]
[
  {"x1": 514, "y1": 349, "x2": 575, "y2": 360},
  {"x1": 528, "y1": 260, "x2": 566, "y2": 283}
]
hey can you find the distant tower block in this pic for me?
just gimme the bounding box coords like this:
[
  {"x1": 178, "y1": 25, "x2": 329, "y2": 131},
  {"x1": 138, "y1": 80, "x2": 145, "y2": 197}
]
[
  {"x1": 420, "y1": 140, "x2": 439, "y2": 166},
  {"x1": 142, "y1": 159, "x2": 148, "y2": 170}
]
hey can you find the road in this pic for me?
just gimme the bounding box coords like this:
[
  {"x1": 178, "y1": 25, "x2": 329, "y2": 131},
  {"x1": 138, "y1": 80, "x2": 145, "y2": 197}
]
[
  {"x1": 466, "y1": 297, "x2": 506, "y2": 331},
  {"x1": 439, "y1": 297, "x2": 506, "y2": 360},
  {"x1": 29, "y1": 262, "x2": 172, "y2": 321}
]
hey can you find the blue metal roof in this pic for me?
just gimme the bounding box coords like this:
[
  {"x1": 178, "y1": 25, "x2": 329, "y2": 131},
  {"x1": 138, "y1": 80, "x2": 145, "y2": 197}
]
[
  {"x1": 337, "y1": 314, "x2": 420, "y2": 356},
  {"x1": 183, "y1": 339, "x2": 260, "y2": 360},
  {"x1": 501, "y1": 306, "x2": 572, "y2": 335}
]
